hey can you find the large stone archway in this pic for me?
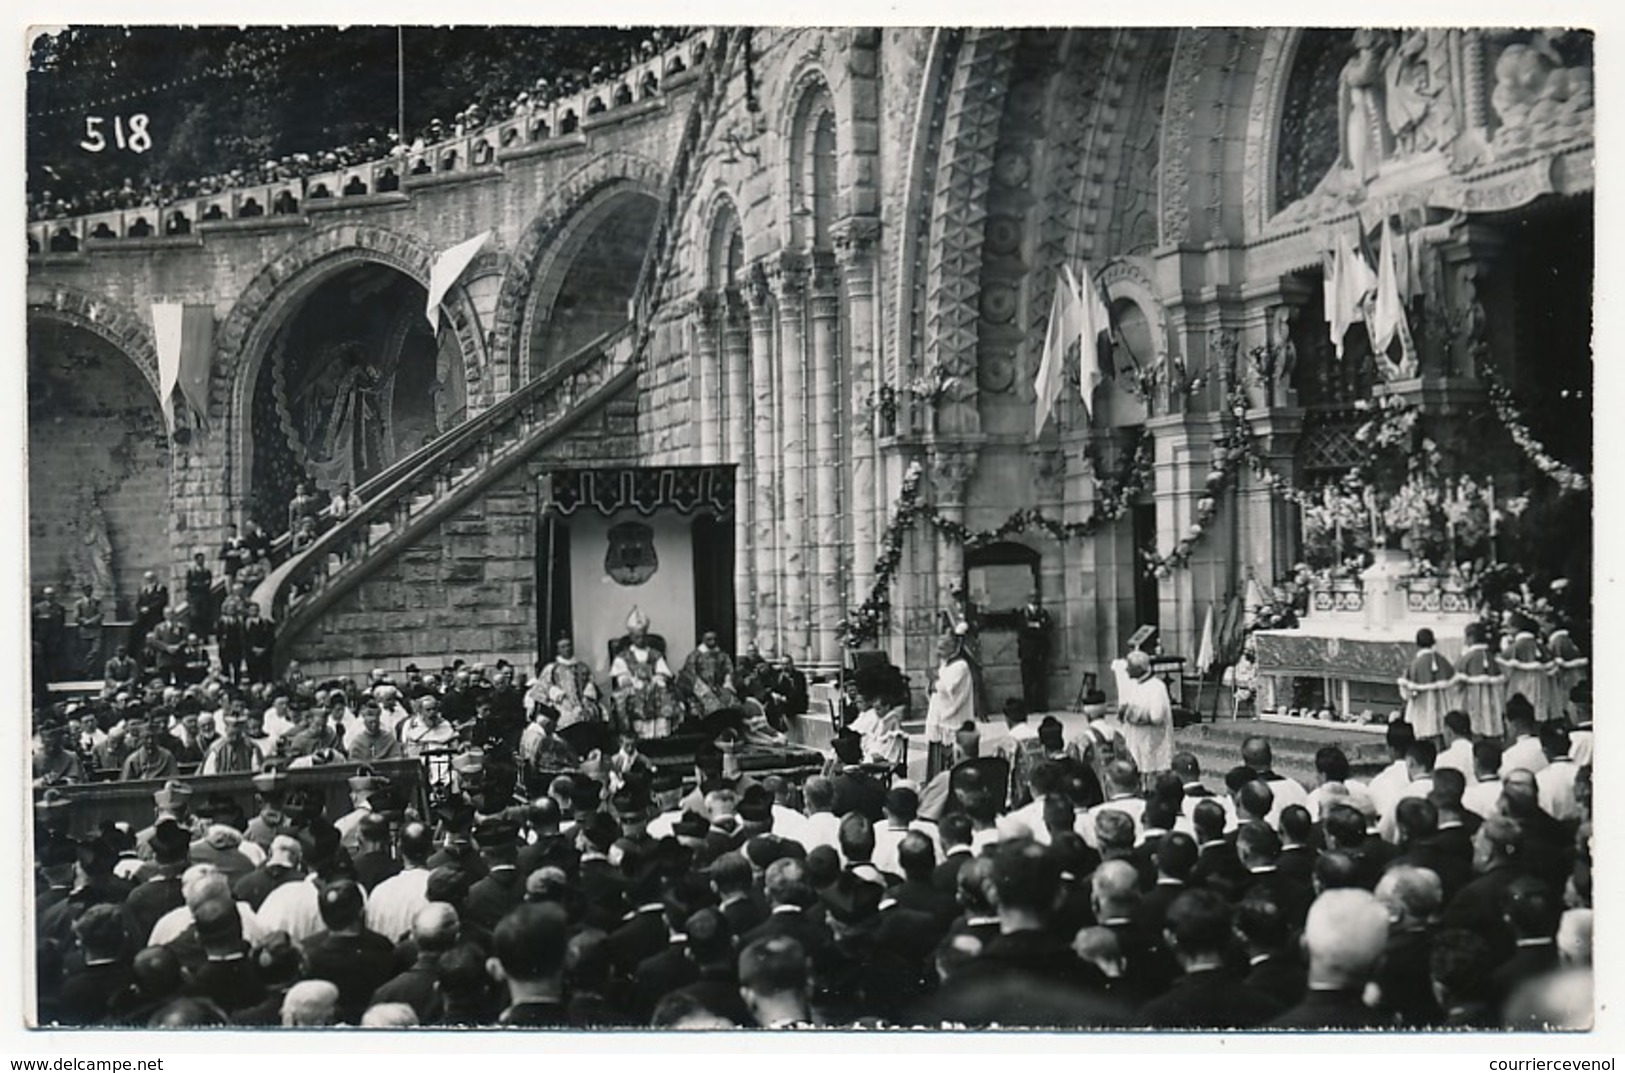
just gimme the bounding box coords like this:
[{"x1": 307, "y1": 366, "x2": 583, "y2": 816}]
[
  {"x1": 488, "y1": 149, "x2": 666, "y2": 404},
  {"x1": 214, "y1": 224, "x2": 485, "y2": 529},
  {"x1": 27, "y1": 285, "x2": 177, "y2": 609}
]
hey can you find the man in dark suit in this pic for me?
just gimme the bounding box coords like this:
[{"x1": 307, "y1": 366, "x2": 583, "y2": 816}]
[
  {"x1": 1488, "y1": 876, "x2": 1562, "y2": 1008},
  {"x1": 574, "y1": 812, "x2": 629, "y2": 932},
  {"x1": 132, "y1": 572, "x2": 169, "y2": 667},
  {"x1": 1139, "y1": 889, "x2": 1283, "y2": 1029},
  {"x1": 652, "y1": 908, "x2": 752, "y2": 1025},
  {"x1": 1268, "y1": 888, "x2": 1392, "y2": 1029},
  {"x1": 1135, "y1": 831, "x2": 1198, "y2": 940},
  {"x1": 1324, "y1": 803, "x2": 1394, "y2": 891},
  {"x1": 1372, "y1": 865, "x2": 1443, "y2": 1027},
  {"x1": 464, "y1": 821, "x2": 525, "y2": 933},
  {"x1": 891, "y1": 832, "x2": 958, "y2": 930},
  {"x1": 1190, "y1": 799, "x2": 1246, "y2": 898},
  {"x1": 709, "y1": 850, "x2": 768, "y2": 937},
  {"x1": 912, "y1": 842, "x2": 1128, "y2": 1029},
  {"x1": 1389, "y1": 798, "x2": 1470, "y2": 903},
  {"x1": 603, "y1": 861, "x2": 670, "y2": 973},
  {"x1": 1438, "y1": 815, "x2": 1530, "y2": 966},
  {"x1": 369, "y1": 902, "x2": 458, "y2": 1023},
  {"x1": 123, "y1": 820, "x2": 190, "y2": 940},
  {"x1": 743, "y1": 858, "x2": 832, "y2": 958},
  {"x1": 1235, "y1": 822, "x2": 1313, "y2": 930},
  {"x1": 931, "y1": 814, "x2": 975, "y2": 897},
  {"x1": 829, "y1": 734, "x2": 887, "y2": 822},
  {"x1": 1277, "y1": 805, "x2": 1319, "y2": 884},
  {"x1": 1236, "y1": 896, "x2": 1306, "y2": 1010}
]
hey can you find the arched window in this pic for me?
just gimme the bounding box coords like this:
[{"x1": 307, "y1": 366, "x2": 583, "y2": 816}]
[{"x1": 788, "y1": 83, "x2": 837, "y2": 251}]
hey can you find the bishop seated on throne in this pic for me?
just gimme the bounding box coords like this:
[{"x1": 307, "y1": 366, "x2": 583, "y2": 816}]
[{"x1": 608, "y1": 607, "x2": 681, "y2": 741}]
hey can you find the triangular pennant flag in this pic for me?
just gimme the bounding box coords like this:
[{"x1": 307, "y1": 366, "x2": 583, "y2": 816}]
[
  {"x1": 1069, "y1": 263, "x2": 1113, "y2": 420},
  {"x1": 1196, "y1": 602, "x2": 1217, "y2": 674},
  {"x1": 1369, "y1": 220, "x2": 1405, "y2": 356},
  {"x1": 425, "y1": 230, "x2": 492, "y2": 332},
  {"x1": 151, "y1": 302, "x2": 183, "y2": 432},
  {"x1": 176, "y1": 306, "x2": 215, "y2": 429},
  {"x1": 1033, "y1": 275, "x2": 1076, "y2": 435}
]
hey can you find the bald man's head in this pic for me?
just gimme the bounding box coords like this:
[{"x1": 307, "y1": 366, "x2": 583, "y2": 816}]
[
  {"x1": 1374, "y1": 865, "x2": 1442, "y2": 929},
  {"x1": 281, "y1": 980, "x2": 340, "y2": 1026},
  {"x1": 1090, "y1": 859, "x2": 1141, "y2": 921},
  {"x1": 1302, "y1": 889, "x2": 1389, "y2": 988},
  {"x1": 412, "y1": 902, "x2": 461, "y2": 952}
]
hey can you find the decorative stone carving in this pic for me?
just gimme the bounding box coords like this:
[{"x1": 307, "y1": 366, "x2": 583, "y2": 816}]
[
  {"x1": 929, "y1": 445, "x2": 980, "y2": 506},
  {"x1": 1029, "y1": 445, "x2": 1066, "y2": 501},
  {"x1": 1488, "y1": 31, "x2": 1594, "y2": 155}
]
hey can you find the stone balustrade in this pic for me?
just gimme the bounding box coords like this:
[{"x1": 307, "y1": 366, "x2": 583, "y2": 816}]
[{"x1": 27, "y1": 30, "x2": 716, "y2": 255}]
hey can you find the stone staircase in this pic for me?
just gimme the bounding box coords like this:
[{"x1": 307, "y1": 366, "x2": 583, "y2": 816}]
[{"x1": 250, "y1": 31, "x2": 742, "y2": 672}]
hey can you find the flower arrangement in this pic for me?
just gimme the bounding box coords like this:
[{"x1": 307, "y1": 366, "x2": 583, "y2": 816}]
[{"x1": 1480, "y1": 365, "x2": 1590, "y2": 494}]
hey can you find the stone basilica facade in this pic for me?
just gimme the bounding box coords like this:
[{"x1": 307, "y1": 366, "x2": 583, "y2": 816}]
[{"x1": 26, "y1": 28, "x2": 1594, "y2": 703}]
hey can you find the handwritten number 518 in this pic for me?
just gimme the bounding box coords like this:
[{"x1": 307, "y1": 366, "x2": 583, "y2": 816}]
[{"x1": 81, "y1": 114, "x2": 153, "y2": 154}]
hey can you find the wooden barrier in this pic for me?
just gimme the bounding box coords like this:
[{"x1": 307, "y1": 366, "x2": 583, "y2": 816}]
[{"x1": 37, "y1": 758, "x2": 428, "y2": 838}]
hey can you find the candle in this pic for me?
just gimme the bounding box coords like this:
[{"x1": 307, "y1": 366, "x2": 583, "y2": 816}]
[{"x1": 1365, "y1": 487, "x2": 1380, "y2": 546}]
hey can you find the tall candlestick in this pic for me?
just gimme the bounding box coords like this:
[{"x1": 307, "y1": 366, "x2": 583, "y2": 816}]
[{"x1": 1366, "y1": 486, "x2": 1381, "y2": 546}]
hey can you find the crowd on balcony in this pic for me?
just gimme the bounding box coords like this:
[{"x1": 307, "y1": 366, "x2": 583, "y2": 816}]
[
  {"x1": 30, "y1": 593, "x2": 1595, "y2": 1030},
  {"x1": 29, "y1": 30, "x2": 700, "y2": 226}
]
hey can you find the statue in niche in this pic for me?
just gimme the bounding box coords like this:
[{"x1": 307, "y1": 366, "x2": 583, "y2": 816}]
[
  {"x1": 1267, "y1": 306, "x2": 1299, "y2": 407},
  {"x1": 69, "y1": 489, "x2": 117, "y2": 607},
  {"x1": 294, "y1": 341, "x2": 388, "y2": 488}
]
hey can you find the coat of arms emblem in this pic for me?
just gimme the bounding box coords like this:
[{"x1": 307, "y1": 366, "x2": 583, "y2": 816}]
[{"x1": 605, "y1": 521, "x2": 658, "y2": 586}]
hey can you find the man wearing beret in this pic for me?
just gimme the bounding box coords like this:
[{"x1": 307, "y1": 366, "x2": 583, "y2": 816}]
[{"x1": 119, "y1": 715, "x2": 179, "y2": 782}]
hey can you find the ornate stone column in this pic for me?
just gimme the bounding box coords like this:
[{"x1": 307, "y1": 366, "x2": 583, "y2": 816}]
[
  {"x1": 770, "y1": 252, "x2": 811, "y2": 663},
  {"x1": 834, "y1": 217, "x2": 882, "y2": 622},
  {"x1": 721, "y1": 288, "x2": 755, "y2": 651},
  {"x1": 923, "y1": 441, "x2": 981, "y2": 678},
  {"x1": 693, "y1": 289, "x2": 722, "y2": 464},
  {"x1": 807, "y1": 252, "x2": 843, "y2": 669},
  {"x1": 745, "y1": 265, "x2": 780, "y2": 650}
]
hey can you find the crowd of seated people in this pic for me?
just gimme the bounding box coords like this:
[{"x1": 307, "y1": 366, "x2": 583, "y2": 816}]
[
  {"x1": 29, "y1": 29, "x2": 699, "y2": 224},
  {"x1": 32, "y1": 652, "x2": 1594, "y2": 1030}
]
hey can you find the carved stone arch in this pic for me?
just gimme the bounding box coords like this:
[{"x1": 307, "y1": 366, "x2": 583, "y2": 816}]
[
  {"x1": 776, "y1": 59, "x2": 838, "y2": 246},
  {"x1": 697, "y1": 189, "x2": 746, "y2": 291},
  {"x1": 1100, "y1": 256, "x2": 1172, "y2": 365},
  {"x1": 918, "y1": 28, "x2": 1018, "y2": 436},
  {"x1": 488, "y1": 148, "x2": 666, "y2": 398},
  {"x1": 1158, "y1": 28, "x2": 1259, "y2": 247},
  {"x1": 1242, "y1": 27, "x2": 1301, "y2": 237},
  {"x1": 769, "y1": 31, "x2": 880, "y2": 221},
  {"x1": 26, "y1": 282, "x2": 163, "y2": 403},
  {"x1": 215, "y1": 223, "x2": 484, "y2": 513}
]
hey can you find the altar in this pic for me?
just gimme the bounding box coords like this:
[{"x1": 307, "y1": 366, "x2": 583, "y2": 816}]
[{"x1": 1252, "y1": 549, "x2": 1473, "y2": 730}]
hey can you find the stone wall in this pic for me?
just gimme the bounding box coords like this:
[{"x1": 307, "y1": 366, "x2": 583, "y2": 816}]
[
  {"x1": 27, "y1": 324, "x2": 171, "y2": 618},
  {"x1": 282, "y1": 393, "x2": 638, "y2": 677}
]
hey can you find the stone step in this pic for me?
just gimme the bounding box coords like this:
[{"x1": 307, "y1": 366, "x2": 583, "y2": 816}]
[{"x1": 1174, "y1": 717, "x2": 1392, "y2": 787}]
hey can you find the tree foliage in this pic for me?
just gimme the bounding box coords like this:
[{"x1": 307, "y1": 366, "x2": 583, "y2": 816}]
[{"x1": 27, "y1": 25, "x2": 672, "y2": 197}]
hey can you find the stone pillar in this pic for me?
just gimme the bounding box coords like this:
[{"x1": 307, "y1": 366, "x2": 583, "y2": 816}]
[
  {"x1": 928, "y1": 440, "x2": 981, "y2": 638},
  {"x1": 1147, "y1": 411, "x2": 1227, "y2": 668},
  {"x1": 807, "y1": 253, "x2": 843, "y2": 669},
  {"x1": 745, "y1": 266, "x2": 780, "y2": 650},
  {"x1": 721, "y1": 289, "x2": 754, "y2": 651},
  {"x1": 770, "y1": 253, "x2": 811, "y2": 663},
  {"x1": 835, "y1": 217, "x2": 882, "y2": 622},
  {"x1": 693, "y1": 289, "x2": 722, "y2": 464}
]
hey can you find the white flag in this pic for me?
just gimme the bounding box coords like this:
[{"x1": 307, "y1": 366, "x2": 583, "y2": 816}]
[
  {"x1": 1368, "y1": 220, "x2": 1406, "y2": 356},
  {"x1": 425, "y1": 230, "x2": 492, "y2": 332},
  {"x1": 1034, "y1": 272, "x2": 1081, "y2": 435},
  {"x1": 1069, "y1": 263, "x2": 1113, "y2": 420},
  {"x1": 1324, "y1": 229, "x2": 1376, "y2": 360},
  {"x1": 152, "y1": 302, "x2": 183, "y2": 431},
  {"x1": 1196, "y1": 602, "x2": 1216, "y2": 674}
]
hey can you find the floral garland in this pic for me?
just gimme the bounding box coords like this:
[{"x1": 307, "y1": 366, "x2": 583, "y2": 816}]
[
  {"x1": 1479, "y1": 365, "x2": 1590, "y2": 494},
  {"x1": 837, "y1": 428, "x2": 1153, "y2": 648}
]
